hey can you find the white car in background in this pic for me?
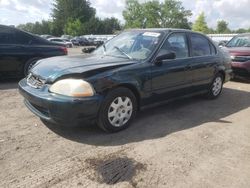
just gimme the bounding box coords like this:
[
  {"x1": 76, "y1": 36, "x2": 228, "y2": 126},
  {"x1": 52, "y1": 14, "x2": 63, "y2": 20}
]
[{"x1": 48, "y1": 38, "x2": 73, "y2": 48}]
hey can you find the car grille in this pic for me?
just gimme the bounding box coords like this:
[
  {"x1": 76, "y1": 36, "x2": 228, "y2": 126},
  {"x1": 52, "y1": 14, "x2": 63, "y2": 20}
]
[{"x1": 27, "y1": 74, "x2": 45, "y2": 89}]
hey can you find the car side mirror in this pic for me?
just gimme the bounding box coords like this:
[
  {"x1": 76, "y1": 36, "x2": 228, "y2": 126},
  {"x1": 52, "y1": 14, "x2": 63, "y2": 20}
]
[{"x1": 155, "y1": 52, "x2": 176, "y2": 65}]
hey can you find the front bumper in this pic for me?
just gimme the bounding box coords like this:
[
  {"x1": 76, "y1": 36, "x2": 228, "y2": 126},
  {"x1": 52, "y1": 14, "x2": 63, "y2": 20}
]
[
  {"x1": 18, "y1": 79, "x2": 103, "y2": 126},
  {"x1": 232, "y1": 61, "x2": 250, "y2": 78}
]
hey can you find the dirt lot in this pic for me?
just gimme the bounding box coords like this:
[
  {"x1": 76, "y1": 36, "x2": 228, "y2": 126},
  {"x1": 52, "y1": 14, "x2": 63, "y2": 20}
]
[{"x1": 0, "y1": 50, "x2": 250, "y2": 187}]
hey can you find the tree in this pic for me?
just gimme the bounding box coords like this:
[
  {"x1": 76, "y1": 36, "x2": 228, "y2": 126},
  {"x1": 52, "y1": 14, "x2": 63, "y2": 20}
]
[
  {"x1": 17, "y1": 20, "x2": 54, "y2": 35},
  {"x1": 235, "y1": 28, "x2": 248, "y2": 34},
  {"x1": 160, "y1": 0, "x2": 192, "y2": 29},
  {"x1": 142, "y1": 0, "x2": 161, "y2": 28},
  {"x1": 64, "y1": 19, "x2": 83, "y2": 36},
  {"x1": 123, "y1": 0, "x2": 145, "y2": 28},
  {"x1": 123, "y1": 0, "x2": 192, "y2": 29},
  {"x1": 101, "y1": 18, "x2": 122, "y2": 34},
  {"x1": 192, "y1": 12, "x2": 209, "y2": 33},
  {"x1": 217, "y1": 20, "x2": 230, "y2": 33},
  {"x1": 52, "y1": 0, "x2": 96, "y2": 35}
]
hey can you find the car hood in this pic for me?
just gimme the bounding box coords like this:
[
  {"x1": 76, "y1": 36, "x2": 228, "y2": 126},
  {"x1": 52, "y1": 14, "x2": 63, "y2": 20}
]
[{"x1": 31, "y1": 54, "x2": 137, "y2": 83}]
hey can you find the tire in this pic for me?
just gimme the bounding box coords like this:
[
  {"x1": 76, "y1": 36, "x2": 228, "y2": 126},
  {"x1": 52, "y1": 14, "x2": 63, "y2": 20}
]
[
  {"x1": 206, "y1": 73, "x2": 224, "y2": 99},
  {"x1": 23, "y1": 58, "x2": 40, "y2": 76},
  {"x1": 97, "y1": 87, "x2": 138, "y2": 133}
]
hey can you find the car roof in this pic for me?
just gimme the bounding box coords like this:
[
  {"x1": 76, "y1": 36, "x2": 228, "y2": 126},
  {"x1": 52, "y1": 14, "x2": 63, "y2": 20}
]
[
  {"x1": 124, "y1": 28, "x2": 210, "y2": 37},
  {"x1": 0, "y1": 24, "x2": 33, "y2": 35},
  {"x1": 126, "y1": 28, "x2": 193, "y2": 33}
]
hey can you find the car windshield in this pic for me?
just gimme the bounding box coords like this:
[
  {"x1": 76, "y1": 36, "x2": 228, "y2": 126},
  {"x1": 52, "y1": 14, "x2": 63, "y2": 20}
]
[
  {"x1": 226, "y1": 35, "x2": 250, "y2": 47},
  {"x1": 93, "y1": 31, "x2": 163, "y2": 60}
]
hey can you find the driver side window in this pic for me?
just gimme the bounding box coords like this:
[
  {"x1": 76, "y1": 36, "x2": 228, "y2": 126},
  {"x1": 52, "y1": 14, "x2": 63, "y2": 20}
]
[{"x1": 158, "y1": 33, "x2": 189, "y2": 59}]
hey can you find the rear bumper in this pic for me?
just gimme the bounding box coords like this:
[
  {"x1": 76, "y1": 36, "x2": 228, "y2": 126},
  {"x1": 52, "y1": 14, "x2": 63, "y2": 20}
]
[{"x1": 18, "y1": 79, "x2": 103, "y2": 126}]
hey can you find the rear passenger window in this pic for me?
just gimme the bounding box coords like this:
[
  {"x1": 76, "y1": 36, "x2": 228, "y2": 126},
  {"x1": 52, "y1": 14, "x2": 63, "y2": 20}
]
[
  {"x1": 191, "y1": 34, "x2": 211, "y2": 57},
  {"x1": 15, "y1": 31, "x2": 32, "y2": 45}
]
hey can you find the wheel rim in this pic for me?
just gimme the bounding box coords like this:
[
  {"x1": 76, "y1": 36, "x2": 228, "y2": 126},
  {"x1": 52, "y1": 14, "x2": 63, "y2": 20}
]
[
  {"x1": 212, "y1": 77, "x2": 222, "y2": 96},
  {"x1": 108, "y1": 96, "x2": 133, "y2": 127}
]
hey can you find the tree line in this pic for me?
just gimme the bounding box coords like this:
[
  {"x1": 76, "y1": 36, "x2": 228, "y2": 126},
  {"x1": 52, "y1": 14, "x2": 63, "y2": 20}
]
[
  {"x1": 17, "y1": 0, "x2": 250, "y2": 36},
  {"x1": 17, "y1": 0, "x2": 121, "y2": 36},
  {"x1": 192, "y1": 12, "x2": 250, "y2": 34}
]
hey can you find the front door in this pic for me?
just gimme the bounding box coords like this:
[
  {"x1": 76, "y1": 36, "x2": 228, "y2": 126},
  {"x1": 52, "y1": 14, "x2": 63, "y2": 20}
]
[{"x1": 151, "y1": 32, "x2": 192, "y2": 102}]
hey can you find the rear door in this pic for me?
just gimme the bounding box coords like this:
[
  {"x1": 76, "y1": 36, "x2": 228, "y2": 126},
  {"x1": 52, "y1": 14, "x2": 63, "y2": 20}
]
[
  {"x1": 0, "y1": 27, "x2": 21, "y2": 73},
  {"x1": 187, "y1": 33, "x2": 219, "y2": 92}
]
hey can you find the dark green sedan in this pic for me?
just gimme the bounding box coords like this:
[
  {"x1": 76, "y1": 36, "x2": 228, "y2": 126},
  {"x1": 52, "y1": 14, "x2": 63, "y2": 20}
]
[{"x1": 19, "y1": 29, "x2": 232, "y2": 132}]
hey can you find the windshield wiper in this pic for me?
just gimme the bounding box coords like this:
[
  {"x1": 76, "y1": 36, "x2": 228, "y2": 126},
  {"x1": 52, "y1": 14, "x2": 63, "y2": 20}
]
[{"x1": 114, "y1": 46, "x2": 133, "y2": 60}]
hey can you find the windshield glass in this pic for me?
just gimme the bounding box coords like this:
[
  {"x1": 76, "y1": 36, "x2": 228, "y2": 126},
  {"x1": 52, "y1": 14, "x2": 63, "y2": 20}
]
[
  {"x1": 93, "y1": 31, "x2": 163, "y2": 60},
  {"x1": 226, "y1": 35, "x2": 250, "y2": 47}
]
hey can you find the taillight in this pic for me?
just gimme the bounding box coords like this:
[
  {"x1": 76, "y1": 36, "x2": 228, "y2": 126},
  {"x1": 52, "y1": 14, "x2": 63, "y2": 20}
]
[{"x1": 60, "y1": 47, "x2": 68, "y2": 55}]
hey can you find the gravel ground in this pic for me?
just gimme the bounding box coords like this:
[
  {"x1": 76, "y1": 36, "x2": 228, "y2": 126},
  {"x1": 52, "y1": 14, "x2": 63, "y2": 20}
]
[{"x1": 0, "y1": 50, "x2": 250, "y2": 187}]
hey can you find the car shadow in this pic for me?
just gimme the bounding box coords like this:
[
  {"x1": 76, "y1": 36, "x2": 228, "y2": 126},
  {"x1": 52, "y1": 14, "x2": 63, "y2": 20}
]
[
  {"x1": 43, "y1": 87, "x2": 250, "y2": 146},
  {"x1": 231, "y1": 77, "x2": 250, "y2": 84}
]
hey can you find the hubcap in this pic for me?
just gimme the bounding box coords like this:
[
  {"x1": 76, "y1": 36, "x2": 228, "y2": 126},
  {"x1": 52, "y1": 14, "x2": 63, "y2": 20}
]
[
  {"x1": 108, "y1": 97, "x2": 133, "y2": 127},
  {"x1": 212, "y1": 77, "x2": 222, "y2": 96}
]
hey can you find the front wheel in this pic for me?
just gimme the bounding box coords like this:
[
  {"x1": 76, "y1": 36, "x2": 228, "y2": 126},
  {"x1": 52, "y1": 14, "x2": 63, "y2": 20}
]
[
  {"x1": 206, "y1": 73, "x2": 224, "y2": 99},
  {"x1": 97, "y1": 87, "x2": 137, "y2": 133}
]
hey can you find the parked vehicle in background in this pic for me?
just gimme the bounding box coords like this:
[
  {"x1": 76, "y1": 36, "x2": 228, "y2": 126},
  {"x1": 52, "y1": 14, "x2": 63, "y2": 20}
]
[
  {"x1": 61, "y1": 35, "x2": 73, "y2": 40},
  {"x1": 48, "y1": 38, "x2": 73, "y2": 48},
  {"x1": 78, "y1": 37, "x2": 91, "y2": 46},
  {"x1": 40, "y1": 35, "x2": 54, "y2": 39},
  {"x1": 0, "y1": 25, "x2": 67, "y2": 77},
  {"x1": 224, "y1": 33, "x2": 250, "y2": 79},
  {"x1": 19, "y1": 29, "x2": 232, "y2": 132},
  {"x1": 218, "y1": 40, "x2": 228, "y2": 47},
  {"x1": 70, "y1": 38, "x2": 80, "y2": 46}
]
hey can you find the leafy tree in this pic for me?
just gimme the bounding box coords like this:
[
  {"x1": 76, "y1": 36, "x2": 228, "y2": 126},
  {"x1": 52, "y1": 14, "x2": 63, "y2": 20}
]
[
  {"x1": 17, "y1": 20, "x2": 53, "y2": 35},
  {"x1": 160, "y1": 0, "x2": 192, "y2": 29},
  {"x1": 235, "y1": 28, "x2": 248, "y2": 33},
  {"x1": 123, "y1": 0, "x2": 145, "y2": 28},
  {"x1": 102, "y1": 18, "x2": 122, "y2": 34},
  {"x1": 207, "y1": 27, "x2": 216, "y2": 34},
  {"x1": 142, "y1": 1, "x2": 161, "y2": 28},
  {"x1": 216, "y1": 20, "x2": 230, "y2": 33},
  {"x1": 64, "y1": 19, "x2": 83, "y2": 36},
  {"x1": 123, "y1": 0, "x2": 192, "y2": 29},
  {"x1": 192, "y1": 12, "x2": 209, "y2": 33},
  {"x1": 52, "y1": 0, "x2": 96, "y2": 35}
]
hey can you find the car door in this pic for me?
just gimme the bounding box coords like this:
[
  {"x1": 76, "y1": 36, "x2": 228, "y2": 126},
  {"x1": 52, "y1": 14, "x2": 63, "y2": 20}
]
[
  {"x1": 0, "y1": 27, "x2": 21, "y2": 74},
  {"x1": 151, "y1": 32, "x2": 193, "y2": 101},
  {"x1": 188, "y1": 33, "x2": 219, "y2": 92}
]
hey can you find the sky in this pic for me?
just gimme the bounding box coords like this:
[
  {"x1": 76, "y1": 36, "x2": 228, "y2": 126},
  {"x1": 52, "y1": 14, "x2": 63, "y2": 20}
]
[{"x1": 0, "y1": 0, "x2": 250, "y2": 30}]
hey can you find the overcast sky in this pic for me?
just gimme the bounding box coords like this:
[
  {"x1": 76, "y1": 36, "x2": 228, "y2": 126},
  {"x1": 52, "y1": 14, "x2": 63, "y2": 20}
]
[{"x1": 0, "y1": 0, "x2": 250, "y2": 30}]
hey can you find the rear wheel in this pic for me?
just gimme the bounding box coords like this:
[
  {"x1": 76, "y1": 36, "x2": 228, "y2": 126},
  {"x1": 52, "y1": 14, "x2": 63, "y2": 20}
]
[
  {"x1": 97, "y1": 87, "x2": 137, "y2": 133},
  {"x1": 206, "y1": 73, "x2": 224, "y2": 99}
]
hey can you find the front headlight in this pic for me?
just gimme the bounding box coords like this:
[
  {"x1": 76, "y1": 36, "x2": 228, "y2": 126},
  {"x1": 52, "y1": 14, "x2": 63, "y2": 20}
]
[{"x1": 49, "y1": 79, "x2": 95, "y2": 97}]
